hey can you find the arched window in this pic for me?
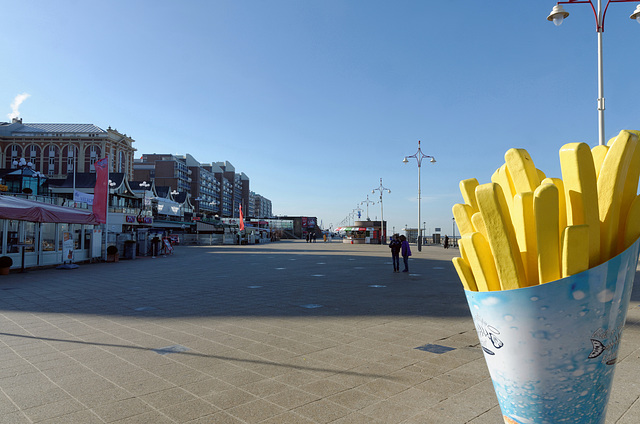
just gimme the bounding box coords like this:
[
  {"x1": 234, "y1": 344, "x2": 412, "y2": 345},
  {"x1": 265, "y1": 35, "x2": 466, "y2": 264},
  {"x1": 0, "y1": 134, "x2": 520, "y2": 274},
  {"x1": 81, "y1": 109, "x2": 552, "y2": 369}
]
[
  {"x1": 6, "y1": 144, "x2": 22, "y2": 169},
  {"x1": 26, "y1": 145, "x2": 40, "y2": 171},
  {"x1": 118, "y1": 151, "x2": 124, "y2": 173},
  {"x1": 63, "y1": 145, "x2": 78, "y2": 174},
  {"x1": 85, "y1": 145, "x2": 101, "y2": 172},
  {"x1": 46, "y1": 145, "x2": 60, "y2": 176}
]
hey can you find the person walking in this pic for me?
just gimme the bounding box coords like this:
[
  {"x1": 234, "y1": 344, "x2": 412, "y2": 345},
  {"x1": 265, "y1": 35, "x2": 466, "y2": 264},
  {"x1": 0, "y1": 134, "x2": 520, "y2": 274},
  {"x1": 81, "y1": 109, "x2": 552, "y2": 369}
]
[
  {"x1": 400, "y1": 235, "x2": 412, "y2": 272},
  {"x1": 389, "y1": 234, "x2": 401, "y2": 272},
  {"x1": 444, "y1": 235, "x2": 449, "y2": 249}
]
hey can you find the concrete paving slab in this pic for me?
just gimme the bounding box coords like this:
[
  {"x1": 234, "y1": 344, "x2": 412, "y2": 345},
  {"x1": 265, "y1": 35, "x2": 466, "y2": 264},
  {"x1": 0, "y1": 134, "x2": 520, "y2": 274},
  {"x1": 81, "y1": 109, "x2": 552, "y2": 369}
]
[{"x1": 0, "y1": 240, "x2": 638, "y2": 423}]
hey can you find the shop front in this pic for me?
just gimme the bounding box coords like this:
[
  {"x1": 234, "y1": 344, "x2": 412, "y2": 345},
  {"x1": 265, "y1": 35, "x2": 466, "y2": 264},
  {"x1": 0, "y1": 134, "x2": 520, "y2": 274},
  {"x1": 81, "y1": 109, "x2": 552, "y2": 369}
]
[
  {"x1": 336, "y1": 226, "x2": 375, "y2": 244},
  {"x1": 0, "y1": 195, "x2": 100, "y2": 269},
  {"x1": 336, "y1": 220, "x2": 386, "y2": 244}
]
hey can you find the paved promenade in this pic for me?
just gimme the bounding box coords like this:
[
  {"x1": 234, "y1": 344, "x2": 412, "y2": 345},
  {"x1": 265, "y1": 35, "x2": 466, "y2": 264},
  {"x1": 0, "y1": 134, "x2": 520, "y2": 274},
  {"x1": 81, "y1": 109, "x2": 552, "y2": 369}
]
[{"x1": 0, "y1": 240, "x2": 639, "y2": 423}]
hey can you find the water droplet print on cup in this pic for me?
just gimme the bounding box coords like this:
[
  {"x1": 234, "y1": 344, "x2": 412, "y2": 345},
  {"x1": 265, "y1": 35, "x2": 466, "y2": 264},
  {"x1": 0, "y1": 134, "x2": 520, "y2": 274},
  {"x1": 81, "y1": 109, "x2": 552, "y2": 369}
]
[{"x1": 464, "y1": 238, "x2": 640, "y2": 424}]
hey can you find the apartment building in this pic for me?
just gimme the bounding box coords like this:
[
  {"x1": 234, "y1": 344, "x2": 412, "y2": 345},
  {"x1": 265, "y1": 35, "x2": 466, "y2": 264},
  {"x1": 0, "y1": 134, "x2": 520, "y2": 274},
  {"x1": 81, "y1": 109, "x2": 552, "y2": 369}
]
[{"x1": 134, "y1": 154, "x2": 252, "y2": 219}]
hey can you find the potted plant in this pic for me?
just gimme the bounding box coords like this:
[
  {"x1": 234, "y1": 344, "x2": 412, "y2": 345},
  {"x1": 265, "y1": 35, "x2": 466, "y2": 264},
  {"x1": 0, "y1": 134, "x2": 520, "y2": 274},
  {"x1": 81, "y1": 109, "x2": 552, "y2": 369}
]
[
  {"x1": 0, "y1": 256, "x2": 12, "y2": 275},
  {"x1": 106, "y1": 245, "x2": 119, "y2": 262}
]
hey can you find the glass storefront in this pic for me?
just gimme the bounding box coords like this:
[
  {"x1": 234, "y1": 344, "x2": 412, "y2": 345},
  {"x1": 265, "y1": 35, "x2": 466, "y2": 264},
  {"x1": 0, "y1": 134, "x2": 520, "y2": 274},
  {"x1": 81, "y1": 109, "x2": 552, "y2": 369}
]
[
  {"x1": 0, "y1": 220, "x2": 97, "y2": 267},
  {"x1": 41, "y1": 223, "x2": 56, "y2": 252}
]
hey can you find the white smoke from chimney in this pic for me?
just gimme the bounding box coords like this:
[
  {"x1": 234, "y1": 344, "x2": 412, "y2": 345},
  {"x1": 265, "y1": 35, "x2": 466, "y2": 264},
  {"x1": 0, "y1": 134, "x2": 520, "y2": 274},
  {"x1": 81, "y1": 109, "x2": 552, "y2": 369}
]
[{"x1": 8, "y1": 93, "x2": 30, "y2": 120}]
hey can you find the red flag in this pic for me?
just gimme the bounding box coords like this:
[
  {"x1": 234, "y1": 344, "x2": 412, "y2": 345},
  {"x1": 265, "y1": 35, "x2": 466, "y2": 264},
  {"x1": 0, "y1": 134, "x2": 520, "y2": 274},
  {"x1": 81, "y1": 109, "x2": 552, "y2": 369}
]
[
  {"x1": 93, "y1": 158, "x2": 109, "y2": 223},
  {"x1": 239, "y1": 204, "x2": 245, "y2": 231}
]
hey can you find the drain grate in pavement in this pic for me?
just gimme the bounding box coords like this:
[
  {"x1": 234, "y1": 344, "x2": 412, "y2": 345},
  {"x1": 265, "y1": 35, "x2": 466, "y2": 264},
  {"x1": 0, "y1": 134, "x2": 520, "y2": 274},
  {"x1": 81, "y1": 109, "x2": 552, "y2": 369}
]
[
  {"x1": 415, "y1": 344, "x2": 455, "y2": 354},
  {"x1": 300, "y1": 304, "x2": 323, "y2": 309},
  {"x1": 134, "y1": 306, "x2": 157, "y2": 311},
  {"x1": 432, "y1": 267, "x2": 445, "y2": 270},
  {"x1": 152, "y1": 345, "x2": 190, "y2": 355}
]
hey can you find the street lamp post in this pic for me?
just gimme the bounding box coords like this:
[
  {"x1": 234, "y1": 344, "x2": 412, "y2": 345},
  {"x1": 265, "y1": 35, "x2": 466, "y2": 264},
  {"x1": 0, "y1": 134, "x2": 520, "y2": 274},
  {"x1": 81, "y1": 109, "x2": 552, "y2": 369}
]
[
  {"x1": 360, "y1": 194, "x2": 376, "y2": 220},
  {"x1": 353, "y1": 205, "x2": 363, "y2": 224},
  {"x1": 403, "y1": 140, "x2": 436, "y2": 252},
  {"x1": 548, "y1": 1, "x2": 640, "y2": 146},
  {"x1": 372, "y1": 178, "x2": 391, "y2": 245},
  {"x1": 452, "y1": 217, "x2": 457, "y2": 247}
]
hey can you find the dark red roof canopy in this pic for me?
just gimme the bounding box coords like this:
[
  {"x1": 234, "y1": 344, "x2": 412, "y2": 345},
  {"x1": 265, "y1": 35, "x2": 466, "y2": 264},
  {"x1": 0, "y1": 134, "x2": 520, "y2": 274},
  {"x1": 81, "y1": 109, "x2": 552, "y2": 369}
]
[{"x1": 0, "y1": 195, "x2": 99, "y2": 224}]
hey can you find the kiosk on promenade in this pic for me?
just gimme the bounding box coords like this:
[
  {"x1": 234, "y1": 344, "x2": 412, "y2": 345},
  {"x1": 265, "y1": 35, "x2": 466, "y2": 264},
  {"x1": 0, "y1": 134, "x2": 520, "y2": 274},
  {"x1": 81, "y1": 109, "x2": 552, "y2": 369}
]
[{"x1": 337, "y1": 219, "x2": 386, "y2": 244}]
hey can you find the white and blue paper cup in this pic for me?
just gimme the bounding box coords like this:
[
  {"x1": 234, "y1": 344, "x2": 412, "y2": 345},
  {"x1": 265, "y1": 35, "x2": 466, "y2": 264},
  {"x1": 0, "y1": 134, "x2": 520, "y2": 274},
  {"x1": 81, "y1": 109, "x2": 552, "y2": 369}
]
[{"x1": 465, "y1": 238, "x2": 640, "y2": 424}]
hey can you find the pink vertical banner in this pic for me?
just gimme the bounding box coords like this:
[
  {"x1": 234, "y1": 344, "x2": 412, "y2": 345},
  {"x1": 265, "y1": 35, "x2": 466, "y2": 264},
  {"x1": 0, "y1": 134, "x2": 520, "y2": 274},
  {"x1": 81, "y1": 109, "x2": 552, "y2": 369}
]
[{"x1": 93, "y1": 157, "x2": 109, "y2": 223}]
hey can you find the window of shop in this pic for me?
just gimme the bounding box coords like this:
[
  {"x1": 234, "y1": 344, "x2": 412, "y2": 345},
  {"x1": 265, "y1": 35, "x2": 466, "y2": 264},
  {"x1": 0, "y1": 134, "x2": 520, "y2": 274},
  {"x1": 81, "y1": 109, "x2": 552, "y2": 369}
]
[
  {"x1": 7, "y1": 220, "x2": 19, "y2": 253},
  {"x1": 24, "y1": 222, "x2": 36, "y2": 252},
  {"x1": 83, "y1": 225, "x2": 91, "y2": 251},
  {"x1": 58, "y1": 223, "x2": 68, "y2": 251},
  {"x1": 72, "y1": 224, "x2": 81, "y2": 249},
  {"x1": 41, "y1": 223, "x2": 56, "y2": 252}
]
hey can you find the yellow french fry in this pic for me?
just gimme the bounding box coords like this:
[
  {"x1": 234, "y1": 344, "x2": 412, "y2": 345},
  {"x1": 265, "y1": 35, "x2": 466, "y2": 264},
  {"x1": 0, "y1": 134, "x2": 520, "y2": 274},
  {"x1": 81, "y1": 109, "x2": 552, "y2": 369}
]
[
  {"x1": 598, "y1": 130, "x2": 638, "y2": 262},
  {"x1": 535, "y1": 183, "x2": 561, "y2": 284},
  {"x1": 460, "y1": 233, "x2": 501, "y2": 292},
  {"x1": 542, "y1": 177, "x2": 567, "y2": 241},
  {"x1": 471, "y1": 212, "x2": 488, "y2": 240},
  {"x1": 459, "y1": 238, "x2": 470, "y2": 263},
  {"x1": 459, "y1": 178, "x2": 480, "y2": 213},
  {"x1": 624, "y1": 195, "x2": 640, "y2": 249},
  {"x1": 591, "y1": 145, "x2": 609, "y2": 180},
  {"x1": 452, "y1": 257, "x2": 478, "y2": 291},
  {"x1": 475, "y1": 183, "x2": 527, "y2": 290},
  {"x1": 559, "y1": 142, "x2": 600, "y2": 267},
  {"x1": 505, "y1": 148, "x2": 541, "y2": 194},
  {"x1": 512, "y1": 191, "x2": 537, "y2": 285},
  {"x1": 561, "y1": 225, "x2": 589, "y2": 278},
  {"x1": 452, "y1": 203, "x2": 475, "y2": 236},
  {"x1": 491, "y1": 164, "x2": 515, "y2": 212},
  {"x1": 536, "y1": 168, "x2": 547, "y2": 183},
  {"x1": 617, "y1": 131, "x2": 640, "y2": 252}
]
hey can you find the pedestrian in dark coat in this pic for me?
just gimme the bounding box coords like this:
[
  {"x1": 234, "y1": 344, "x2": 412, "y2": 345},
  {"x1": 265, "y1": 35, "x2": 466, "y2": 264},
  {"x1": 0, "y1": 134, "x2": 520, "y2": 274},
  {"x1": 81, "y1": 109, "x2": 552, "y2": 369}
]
[
  {"x1": 444, "y1": 235, "x2": 449, "y2": 249},
  {"x1": 400, "y1": 235, "x2": 412, "y2": 272},
  {"x1": 389, "y1": 235, "x2": 401, "y2": 272}
]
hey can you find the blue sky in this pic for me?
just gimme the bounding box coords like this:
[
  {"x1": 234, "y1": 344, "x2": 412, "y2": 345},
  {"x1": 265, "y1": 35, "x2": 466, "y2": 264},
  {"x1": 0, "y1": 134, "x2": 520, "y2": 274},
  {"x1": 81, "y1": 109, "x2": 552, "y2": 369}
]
[{"x1": 2, "y1": 1, "x2": 640, "y2": 235}]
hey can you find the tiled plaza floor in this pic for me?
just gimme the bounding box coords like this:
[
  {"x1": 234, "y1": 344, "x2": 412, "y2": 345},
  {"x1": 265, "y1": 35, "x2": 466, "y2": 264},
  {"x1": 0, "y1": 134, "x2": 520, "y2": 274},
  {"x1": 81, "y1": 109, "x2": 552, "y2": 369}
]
[{"x1": 0, "y1": 240, "x2": 639, "y2": 423}]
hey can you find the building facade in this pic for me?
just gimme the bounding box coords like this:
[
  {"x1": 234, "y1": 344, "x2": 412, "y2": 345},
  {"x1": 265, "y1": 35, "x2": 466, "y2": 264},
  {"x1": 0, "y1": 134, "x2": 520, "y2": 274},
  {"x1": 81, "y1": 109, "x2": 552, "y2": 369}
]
[
  {"x1": 250, "y1": 191, "x2": 272, "y2": 218},
  {"x1": 0, "y1": 118, "x2": 135, "y2": 180},
  {"x1": 133, "y1": 154, "x2": 253, "y2": 219}
]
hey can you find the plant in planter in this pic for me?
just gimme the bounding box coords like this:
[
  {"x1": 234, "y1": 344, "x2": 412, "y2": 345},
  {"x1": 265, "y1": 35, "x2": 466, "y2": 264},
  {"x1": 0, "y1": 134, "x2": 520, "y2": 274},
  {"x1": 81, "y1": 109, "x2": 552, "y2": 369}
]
[
  {"x1": 106, "y1": 245, "x2": 119, "y2": 262},
  {"x1": 0, "y1": 256, "x2": 12, "y2": 275}
]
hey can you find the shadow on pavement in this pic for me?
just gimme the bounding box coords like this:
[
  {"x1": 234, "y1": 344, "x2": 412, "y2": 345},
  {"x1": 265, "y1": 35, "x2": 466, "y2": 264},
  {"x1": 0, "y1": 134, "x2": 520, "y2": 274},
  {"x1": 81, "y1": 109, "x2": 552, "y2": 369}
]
[{"x1": 0, "y1": 242, "x2": 472, "y2": 319}]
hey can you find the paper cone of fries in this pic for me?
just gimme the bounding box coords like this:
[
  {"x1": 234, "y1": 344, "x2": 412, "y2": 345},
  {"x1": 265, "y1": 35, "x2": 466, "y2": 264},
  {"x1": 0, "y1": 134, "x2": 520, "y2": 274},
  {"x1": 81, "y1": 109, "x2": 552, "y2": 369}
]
[{"x1": 465, "y1": 237, "x2": 640, "y2": 424}]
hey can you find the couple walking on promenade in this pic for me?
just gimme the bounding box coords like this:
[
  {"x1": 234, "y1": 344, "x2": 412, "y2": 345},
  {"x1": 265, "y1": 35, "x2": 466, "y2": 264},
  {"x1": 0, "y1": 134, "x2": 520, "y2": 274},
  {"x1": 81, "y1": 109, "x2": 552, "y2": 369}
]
[{"x1": 389, "y1": 234, "x2": 411, "y2": 272}]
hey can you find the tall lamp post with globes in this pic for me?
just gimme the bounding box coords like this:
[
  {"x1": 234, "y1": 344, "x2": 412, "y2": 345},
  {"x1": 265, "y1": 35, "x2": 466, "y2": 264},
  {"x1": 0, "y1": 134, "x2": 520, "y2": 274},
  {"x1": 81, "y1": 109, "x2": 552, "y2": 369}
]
[
  {"x1": 360, "y1": 194, "x2": 376, "y2": 221},
  {"x1": 547, "y1": 1, "x2": 640, "y2": 146},
  {"x1": 403, "y1": 140, "x2": 436, "y2": 252},
  {"x1": 372, "y1": 178, "x2": 390, "y2": 244}
]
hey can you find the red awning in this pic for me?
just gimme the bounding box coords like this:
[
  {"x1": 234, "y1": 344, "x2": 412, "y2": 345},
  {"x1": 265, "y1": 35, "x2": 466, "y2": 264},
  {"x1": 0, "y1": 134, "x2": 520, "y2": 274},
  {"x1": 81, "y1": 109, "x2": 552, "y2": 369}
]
[{"x1": 0, "y1": 195, "x2": 99, "y2": 224}]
